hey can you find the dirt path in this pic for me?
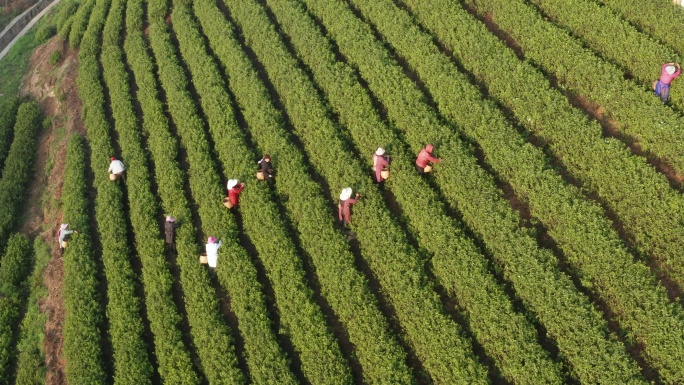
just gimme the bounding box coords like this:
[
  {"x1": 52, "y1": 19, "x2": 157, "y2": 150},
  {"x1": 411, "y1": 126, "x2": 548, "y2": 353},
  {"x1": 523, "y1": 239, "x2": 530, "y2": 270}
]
[{"x1": 18, "y1": 35, "x2": 83, "y2": 385}]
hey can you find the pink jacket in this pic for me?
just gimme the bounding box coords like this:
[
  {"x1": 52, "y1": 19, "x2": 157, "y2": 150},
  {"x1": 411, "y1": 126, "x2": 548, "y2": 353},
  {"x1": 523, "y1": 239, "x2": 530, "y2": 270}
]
[
  {"x1": 416, "y1": 148, "x2": 440, "y2": 168},
  {"x1": 373, "y1": 154, "x2": 389, "y2": 182},
  {"x1": 338, "y1": 197, "x2": 359, "y2": 224},
  {"x1": 660, "y1": 64, "x2": 681, "y2": 85}
]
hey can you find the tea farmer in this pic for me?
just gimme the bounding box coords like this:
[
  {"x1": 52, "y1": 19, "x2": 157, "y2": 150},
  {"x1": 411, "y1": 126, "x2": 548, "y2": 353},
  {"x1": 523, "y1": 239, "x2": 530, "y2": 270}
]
[
  {"x1": 205, "y1": 236, "x2": 222, "y2": 269},
  {"x1": 338, "y1": 187, "x2": 360, "y2": 225},
  {"x1": 258, "y1": 154, "x2": 275, "y2": 186},
  {"x1": 372, "y1": 147, "x2": 390, "y2": 183},
  {"x1": 415, "y1": 144, "x2": 441, "y2": 174},
  {"x1": 164, "y1": 216, "x2": 178, "y2": 251},
  {"x1": 58, "y1": 224, "x2": 77, "y2": 255},
  {"x1": 226, "y1": 179, "x2": 245, "y2": 208},
  {"x1": 654, "y1": 62, "x2": 681, "y2": 103},
  {"x1": 108, "y1": 156, "x2": 126, "y2": 181}
]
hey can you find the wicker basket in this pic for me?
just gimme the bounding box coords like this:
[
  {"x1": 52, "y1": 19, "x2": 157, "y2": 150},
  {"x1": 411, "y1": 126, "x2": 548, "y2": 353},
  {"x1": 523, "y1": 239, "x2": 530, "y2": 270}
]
[
  {"x1": 380, "y1": 169, "x2": 390, "y2": 180},
  {"x1": 199, "y1": 253, "x2": 208, "y2": 264},
  {"x1": 423, "y1": 164, "x2": 433, "y2": 173},
  {"x1": 256, "y1": 170, "x2": 265, "y2": 180},
  {"x1": 109, "y1": 173, "x2": 118, "y2": 181},
  {"x1": 222, "y1": 197, "x2": 234, "y2": 209},
  {"x1": 61, "y1": 240, "x2": 68, "y2": 249}
]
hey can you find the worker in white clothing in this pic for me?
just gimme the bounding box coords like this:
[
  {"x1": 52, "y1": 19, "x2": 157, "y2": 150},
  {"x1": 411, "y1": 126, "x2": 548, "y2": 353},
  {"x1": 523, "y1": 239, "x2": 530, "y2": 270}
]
[
  {"x1": 205, "y1": 236, "x2": 222, "y2": 270},
  {"x1": 58, "y1": 223, "x2": 77, "y2": 256},
  {"x1": 108, "y1": 156, "x2": 126, "y2": 181}
]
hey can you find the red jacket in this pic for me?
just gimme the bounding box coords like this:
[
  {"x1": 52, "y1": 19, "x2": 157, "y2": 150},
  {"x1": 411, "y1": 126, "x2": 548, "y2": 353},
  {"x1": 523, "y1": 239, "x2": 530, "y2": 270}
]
[
  {"x1": 228, "y1": 184, "x2": 244, "y2": 206},
  {"x1": 416, "y1": 148, "x2": 439, "y2": 168},
  {"x1": 338, "y1": 197, "x2": 359, "y2": 224}
]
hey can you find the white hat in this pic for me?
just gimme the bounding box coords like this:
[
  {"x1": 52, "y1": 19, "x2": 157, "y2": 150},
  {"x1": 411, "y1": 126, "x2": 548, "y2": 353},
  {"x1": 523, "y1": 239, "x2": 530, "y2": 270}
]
[
  {"x1": 375, "y1": 147, "x2": 385, "y2": 156},
  {"x1": 227, "y1": 179, "x2": 239, "y2": 189},
  {"x1": 339, "y1": 187, "x2": 353, "y2": 201},
  {"x1": 666, "y1": 65, "x2": 676, "y2": 75}
]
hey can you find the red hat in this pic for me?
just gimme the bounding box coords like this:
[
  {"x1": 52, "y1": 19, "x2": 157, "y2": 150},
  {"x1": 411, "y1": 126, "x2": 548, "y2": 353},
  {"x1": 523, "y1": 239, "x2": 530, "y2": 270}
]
[{"x1": 110, "y1": 156, "x2": 116, "y2": 161}]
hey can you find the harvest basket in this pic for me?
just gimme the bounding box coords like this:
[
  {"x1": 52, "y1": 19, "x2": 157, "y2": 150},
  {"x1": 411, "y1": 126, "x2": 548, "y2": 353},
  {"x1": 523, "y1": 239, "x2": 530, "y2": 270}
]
[
  {"x1": 222, "y1": 197, "x2": 234, "y2": 209},
  {"x1": 199, "y1": 253, "x2": 208, "y2": 264},
  {"x1": 423, "y1": 164, "x2": 433, "y2": 173},
  {"x1": 109, "y1": 173, "x2": 118, "y2": 181},
  {"x1": 381, "y1": 168, "x2": 390, "y2": 180},
  {"x1": 61, "y1": 241, "x2": 68, "y2": 249},
  {"x1": 256, "y1": 170, "x2": 265, "y2": 180}
]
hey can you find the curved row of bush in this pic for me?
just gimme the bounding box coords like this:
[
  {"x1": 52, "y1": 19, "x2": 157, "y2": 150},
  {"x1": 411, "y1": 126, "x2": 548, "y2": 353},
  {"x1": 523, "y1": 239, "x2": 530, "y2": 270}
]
[
  {"x1": 598, "y1": 0, "x2": 684, "y2": 57},
  {"x1": 186, "y1": 0, "x2": 419, "y2": 381},
  {"x1": 191, "y1": 0, "x2": 417, "y2": 382},
  {"x1": 0, "y1": 97, "x2": 19, "y2": 174},
  {"x1": 60, "y1": 135, "x2": 107, "y2": 384},
  {"x1": 145, "y1": 0, "x2": 299, "y2": 382},
  {"x1": 263, "y1": 0, "x2": 565, "y2": 383},
  {"x1": 168, "y1": 0, "x2": 351, "y2": 382},
  {"x1": 56, "y1": 0, "x2": 81, "y2": 39},
  {"x1": 99, "y1": 0, "x2": 201, "y2": 382},
  {"x1": 124, "y1": 0, "x2": 249, "y2": 382},
  {"x1": 0, "y1": 233, "x2": 33, "y2": 385},
  {"x1": 525, "y1": 0, "x2": 684, "y2": 107},
  {"x1": 219, "y1": 0, "x2": 490, "y2": 382},
  {"x1": 124, "y1": 0, "x2": 248, "y2": 381},
  {"x1": 168, "y1": 1, "x2": 359, "y2": 383},
  {"x1": 76, "y1": 0, "x2": 155, "y2": 382},
  {"x1": 67, "y1": 0, "x2": 95, "y2": 47},
  {"x1": 384, "y1": 0, "x2": 684, "y2": 382},
  {"x1": 455, "y1": 0, "x2": 684, "y2": 292},
  {"x1": 13, "y1": 237, "x2": 50, "y2": 385},
  {"x1": 300, "y1": 0, "x2": 648, "y2": 382},
  {"x1": 467, "y1": 0, "x2": 684, "y2": 176},
  {"x1": 0, "y1": 102, "x2": 41, "y2": 254}
]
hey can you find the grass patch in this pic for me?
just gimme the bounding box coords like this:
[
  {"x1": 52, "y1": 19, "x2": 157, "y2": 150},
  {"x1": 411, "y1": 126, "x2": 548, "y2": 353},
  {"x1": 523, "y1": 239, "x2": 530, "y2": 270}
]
[
  {"x1": 0, "y1": 5, "x2": 25, "y2": 32},
  {"x1": 0, "y1": 3, "x2": 60, "y2": 107}
]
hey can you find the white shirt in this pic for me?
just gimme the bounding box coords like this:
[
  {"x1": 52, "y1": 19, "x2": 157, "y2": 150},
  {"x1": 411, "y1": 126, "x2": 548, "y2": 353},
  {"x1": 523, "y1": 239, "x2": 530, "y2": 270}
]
[
  {"x1": 58, "y1": 229, "x2": 73, "y2": 244},
  {"x1": 205, "y1": 240, "x2": 222, "y2": 268},
  {"x1": 108, "y1": 160, "x2": 126, "y2": 174}
]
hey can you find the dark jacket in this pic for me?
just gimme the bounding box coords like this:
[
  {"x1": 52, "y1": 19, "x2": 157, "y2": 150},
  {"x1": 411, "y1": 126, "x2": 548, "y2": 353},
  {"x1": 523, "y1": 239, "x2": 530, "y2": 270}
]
[
  {"x1": 164, "y1": 221, "x2": 177, "y2": 244},
  {"x1": 260, "y1": 159, "x2": 274, "y2": 179}
]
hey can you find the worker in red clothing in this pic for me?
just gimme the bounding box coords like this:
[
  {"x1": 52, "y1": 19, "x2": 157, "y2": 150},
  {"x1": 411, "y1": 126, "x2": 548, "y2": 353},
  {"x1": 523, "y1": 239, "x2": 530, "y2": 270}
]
[
  {"x1": 338, "y1": 187, "x2": 360, "y2": 225},
  {"x1": 654, "y1": 62, "x2": 681, "y2": 103},
  {"x1": 415, "y1": 144, "x2": 440, "y2": 174},
  {"x1": 226, "y1": 179, "x2": 245, "y2": 208},
  {"x1": 372, "y1": 147, "x2": 390, "y2": 183}
]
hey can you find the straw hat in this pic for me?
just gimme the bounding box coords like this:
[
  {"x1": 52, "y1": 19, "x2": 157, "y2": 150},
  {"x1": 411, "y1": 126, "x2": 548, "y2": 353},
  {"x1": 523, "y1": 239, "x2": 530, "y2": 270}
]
[
  {"x1": 166, "y1": 216, "x2": 175, "y2": 222},
  {"x1": 227, "y1": 179, "x2": 239, "y2": 189},
  {"x1": 375, "y1": 147, "x2": 385, "y2": 156},
  {"x1": 666, "y1": 65, "x2": 676, "y2": 75},
  {"x1": 208, "y1": 236, "x2": 218, "y2": 244},
  {"x1": 339, "y1": 187, "x2": 353, "y2": 201}
]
